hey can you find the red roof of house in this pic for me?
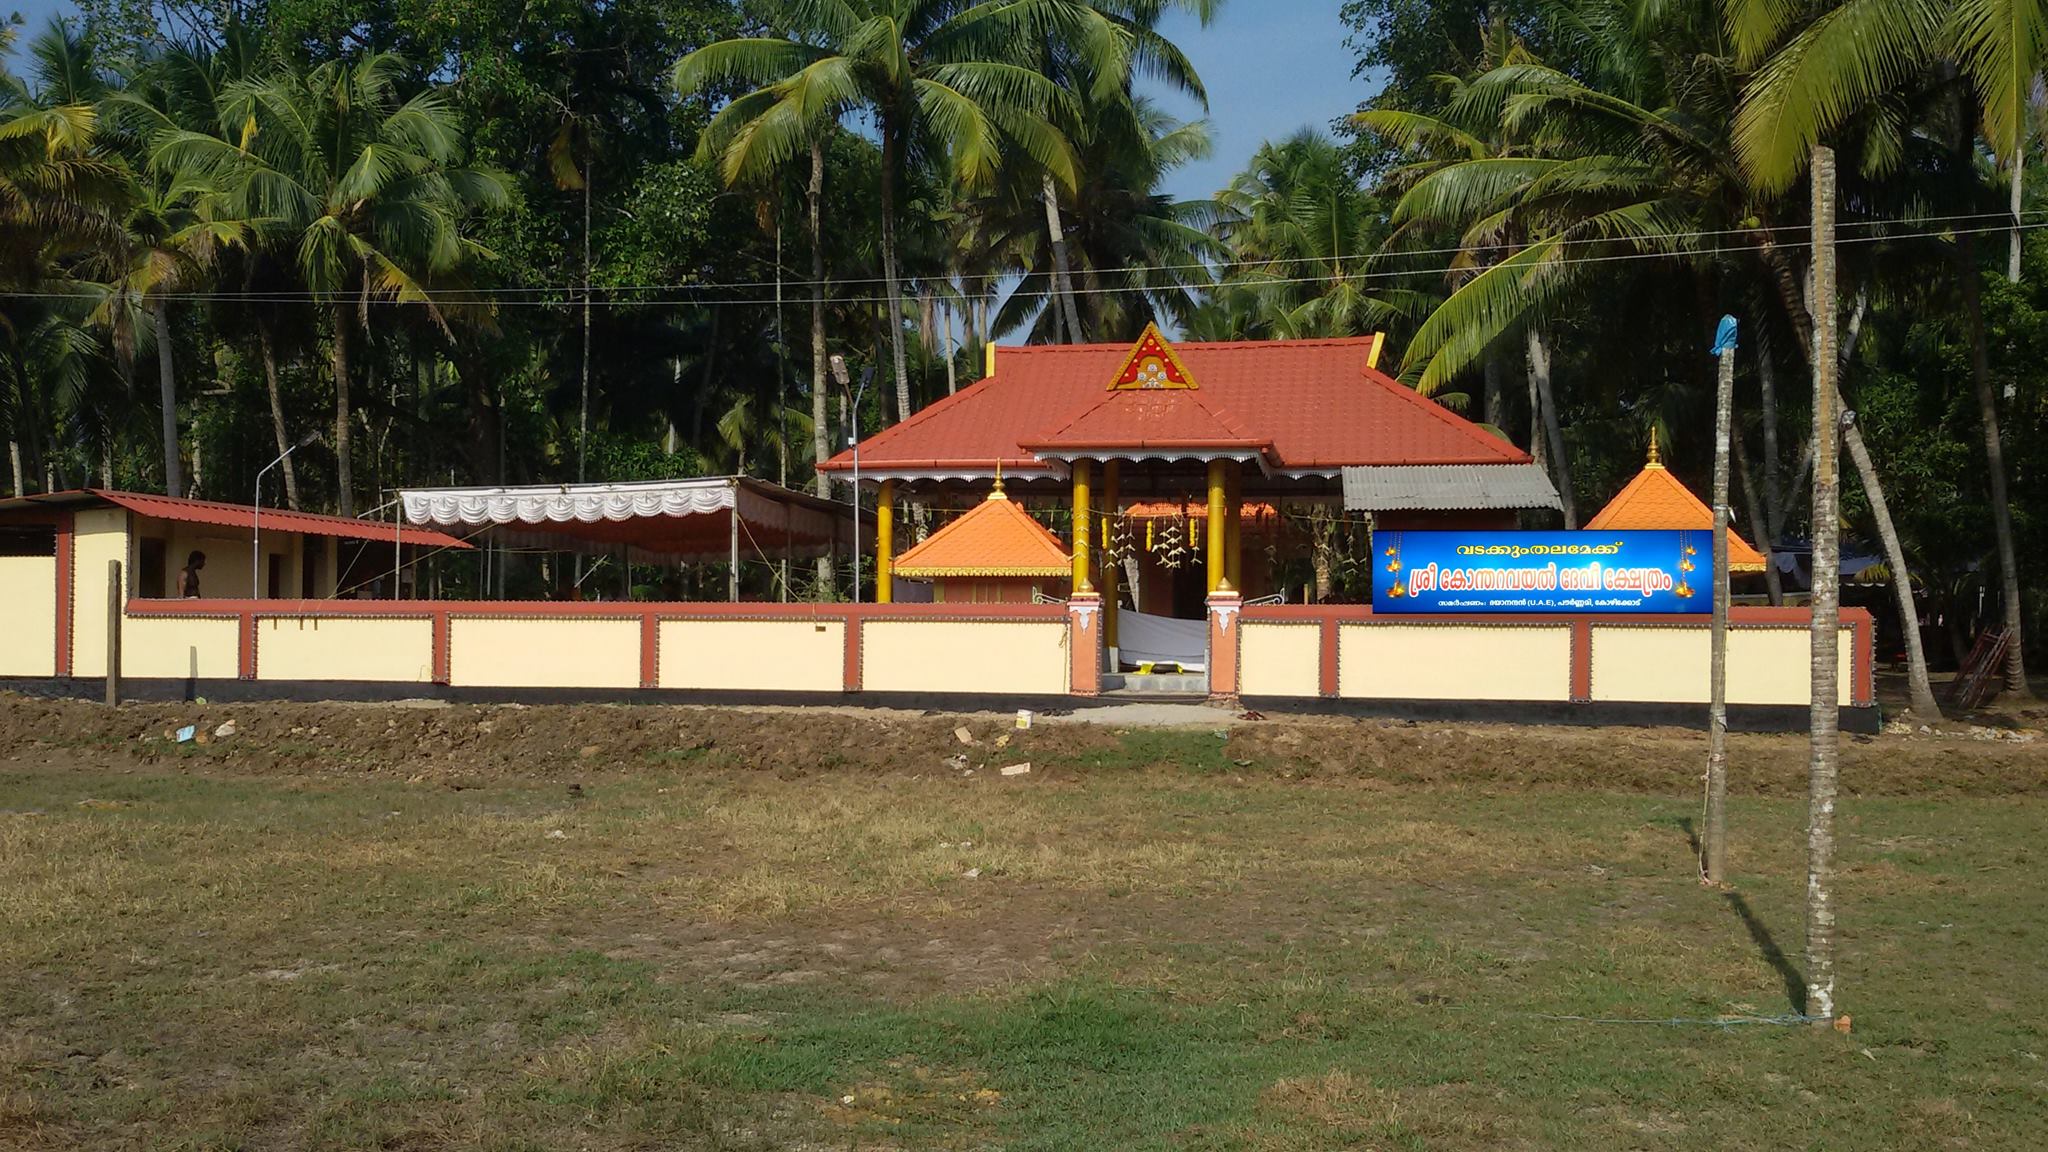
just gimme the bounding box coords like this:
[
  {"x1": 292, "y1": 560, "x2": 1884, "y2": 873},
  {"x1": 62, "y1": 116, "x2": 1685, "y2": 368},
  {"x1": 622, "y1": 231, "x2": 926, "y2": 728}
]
[
  {"x1": 1585, "y1": 446, "x2": 1766, "y2": 571},
  {"x1": 93, "y1": 490, "x2": 468, "y2": 549},
  {"x1": 822, "y1": 335, "x2": 1526, "y2": 476},
  {"x1": 891, "y1": 486, "x2": 1070, "y2": 577}
]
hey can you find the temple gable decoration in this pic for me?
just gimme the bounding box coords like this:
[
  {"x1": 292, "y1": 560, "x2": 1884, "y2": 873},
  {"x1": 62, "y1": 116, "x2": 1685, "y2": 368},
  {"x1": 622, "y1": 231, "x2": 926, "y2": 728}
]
[{"x1": 1109, "y1": 323, "x2": 1198, "y2": 390}]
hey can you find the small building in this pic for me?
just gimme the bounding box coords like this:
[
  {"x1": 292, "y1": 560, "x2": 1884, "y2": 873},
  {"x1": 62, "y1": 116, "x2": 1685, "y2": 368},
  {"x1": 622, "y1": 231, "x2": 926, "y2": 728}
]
[
  {"x1": 1585, "y1": 438, "x2": 1767, "y2": 571},
  {"x1": 889, "y1": 480, "x2": 1069, "y2": 603}
]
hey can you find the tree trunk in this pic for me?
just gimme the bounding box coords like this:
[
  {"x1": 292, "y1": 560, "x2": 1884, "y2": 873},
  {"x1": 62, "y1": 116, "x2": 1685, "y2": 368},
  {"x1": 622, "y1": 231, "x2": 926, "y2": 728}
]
[
  {"x1": 1732, "y1": 431, "x2": 1784, "y2": 606},
  {"x1": 1042, "y1": 171, "x2": 1085, "y2": 343},
  {"x1": 808, "y1": 139, "x2": 835, "y2": 592},
  {"x1": 580, "y1": 166, "x2": 593, "y2": 482},
  {"x1": 1840, "y1": 418, "x2": 1940, "y2": 719},
  {"x1": 2010, "y1": 152, "x2": 2025, "y2": 284},
  {"x1": 257, "y1": 323, "x2": 301, "y2": 510},
  {"x1": 153, "y1": 298, "x2": 181, "y2": 498},
  {"x1": 332, "y1": 304, "x2": 354, "y2": 517},
  {"x1": 1957, "y1": 236, "x2": 2031, "y2": 696},
  {"x1": 1805, "y1": 144, "x2": 1841, "y2": 1023},
  {"x1": 879, "y1": 124, "x2": 913, "y2": 424},
  {"x1": 9, "y1": 439, "x2": 23, "y2": 495},
  {"x1": 1526, "y1": 326, "x2": 1576, "y2": 526},
  {"x1": 1483, "y1": 349, "x2": 1505, "y2": 430},
  {"x1": 1704, "y1": 343, "x2": 1734, "y2": 886}
]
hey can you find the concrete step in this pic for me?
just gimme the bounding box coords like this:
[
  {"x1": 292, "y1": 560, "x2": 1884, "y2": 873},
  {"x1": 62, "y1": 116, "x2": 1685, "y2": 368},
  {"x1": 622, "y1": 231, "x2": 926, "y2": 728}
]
[{"x1": 1102, "y1": 672, "x2": 1209, "y2": 695}]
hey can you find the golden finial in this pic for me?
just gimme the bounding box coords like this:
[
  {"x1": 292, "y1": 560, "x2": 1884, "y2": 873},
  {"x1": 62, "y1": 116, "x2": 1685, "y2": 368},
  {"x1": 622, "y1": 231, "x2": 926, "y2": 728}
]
[
  {"x1": 1645, "y1": 431, "x2": 1664, "y2": 469},
  {"x1": 989, "y1": 460, "x2": 1008, "y2": 500}
]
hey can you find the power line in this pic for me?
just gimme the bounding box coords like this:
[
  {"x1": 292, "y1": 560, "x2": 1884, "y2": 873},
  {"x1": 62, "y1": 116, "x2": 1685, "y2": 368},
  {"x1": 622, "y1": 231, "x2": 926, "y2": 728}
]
[{"x1": 4, "y1": 216, "x2": 2041, "y2": 308}]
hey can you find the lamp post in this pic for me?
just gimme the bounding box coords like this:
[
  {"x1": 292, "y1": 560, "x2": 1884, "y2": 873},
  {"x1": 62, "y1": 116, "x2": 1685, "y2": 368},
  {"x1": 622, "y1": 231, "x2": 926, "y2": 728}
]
[
  {"x1": 253, "y1": 430, "x2": 321, "y2": 599},
  {"x1": 830, "y1": 355, "x2": 870, "y2": 603}
]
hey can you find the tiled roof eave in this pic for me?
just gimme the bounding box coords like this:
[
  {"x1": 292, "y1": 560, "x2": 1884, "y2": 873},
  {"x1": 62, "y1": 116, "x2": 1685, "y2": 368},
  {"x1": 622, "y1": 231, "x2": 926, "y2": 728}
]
[{"x1": 893, "y1": 565, "x2": 1070, "y2": 578}]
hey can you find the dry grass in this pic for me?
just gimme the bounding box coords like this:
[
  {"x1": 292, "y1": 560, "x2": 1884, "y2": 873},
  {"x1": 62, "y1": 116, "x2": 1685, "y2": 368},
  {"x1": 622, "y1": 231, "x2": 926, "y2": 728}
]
[{"x1": 1, "y1": 710, "x2": 2045, "y2": 1150}]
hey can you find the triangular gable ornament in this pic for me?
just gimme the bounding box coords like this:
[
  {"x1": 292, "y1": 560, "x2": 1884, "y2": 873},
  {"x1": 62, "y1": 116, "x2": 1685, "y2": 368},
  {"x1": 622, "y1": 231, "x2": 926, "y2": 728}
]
[{"x1": 1108, "y1": 322, "x2": 1198, "y2": 390}]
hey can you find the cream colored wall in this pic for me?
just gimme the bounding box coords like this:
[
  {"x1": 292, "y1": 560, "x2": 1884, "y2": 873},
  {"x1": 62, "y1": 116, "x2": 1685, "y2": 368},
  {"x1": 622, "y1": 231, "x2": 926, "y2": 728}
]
[
  {"x1": 659, "y1": 619, "x2": 844, "y2": 692},
  {"x1": 862, "y1": 619, "x2": 1068, "y2": 695},
  {"x1": 258, "y1": 616, "x2": 434, "y2": 682},
  {"x1": 0, "y1": 555, "x2": 56, "y2": 676},
  {"x1": 448, "y1": 617, "x2": 639, "y2": 688},
  {"x1": 1589, "y1": 625, "x2": 1854, "y2": 705},
  {"x1": 133, "y1": 517, "x2": 298, "y2": 599},
  {"x1": 122, "y1": 615, "x2": 239, "y2": 679},
  {"x1": 69, "y1": 508, "x2": 128, "y2": 678},
  {"x1": 1338, "y1": 623, "x2": 1573, "y2": 701},
  {"x1": 1239, "y1": 622, "x2": 1321, "y2": 698}
]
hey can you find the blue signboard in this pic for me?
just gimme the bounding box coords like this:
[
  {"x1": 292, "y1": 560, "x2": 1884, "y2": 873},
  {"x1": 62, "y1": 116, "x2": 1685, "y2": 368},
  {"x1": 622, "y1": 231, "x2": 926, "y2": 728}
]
[{"x1": 1372, "y1": 530, "x2": 1711, "y2": 614}]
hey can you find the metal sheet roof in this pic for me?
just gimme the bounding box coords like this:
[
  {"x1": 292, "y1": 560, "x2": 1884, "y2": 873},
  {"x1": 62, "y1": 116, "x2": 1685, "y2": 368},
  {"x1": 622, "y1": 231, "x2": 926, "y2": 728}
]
[
  {"x1": 0, "y1": 489, "x2": 469, "y2": 548},
  {"x1": 1341, "y1": 464, "x2": 1562, "y2": 512}
]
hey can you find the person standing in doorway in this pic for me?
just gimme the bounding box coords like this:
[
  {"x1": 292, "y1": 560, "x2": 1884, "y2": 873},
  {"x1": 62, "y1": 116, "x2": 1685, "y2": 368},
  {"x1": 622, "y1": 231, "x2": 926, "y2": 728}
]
[{"x1": 178, "y1": 550, "x2": 206, "y2": 598}]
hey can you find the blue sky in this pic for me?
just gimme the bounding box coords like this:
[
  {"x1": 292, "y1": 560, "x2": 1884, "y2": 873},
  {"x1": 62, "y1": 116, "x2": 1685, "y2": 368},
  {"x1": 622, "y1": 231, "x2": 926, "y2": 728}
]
[
  {"x1": 1151, "y1": 3, "x2": 1371, "y2": 201},
  {"x1": 3, "y1": 0, "x2": 1374, "y2": 201}
]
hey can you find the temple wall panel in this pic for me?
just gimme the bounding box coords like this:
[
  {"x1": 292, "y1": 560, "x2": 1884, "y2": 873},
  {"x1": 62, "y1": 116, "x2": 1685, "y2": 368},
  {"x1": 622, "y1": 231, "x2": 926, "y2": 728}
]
[
  {"x1": 861, "y1": 619, "x2": 1068, "y2": 696},
  {"x1": 257, "y1": 616, "x2": 434, "y2": 682},
  {"x1": 1338, "y1": 622, "x2": 1573, "y2": 701},
  {"x1": 121, "y1": 615, "x2": 240, "y2": 680},
  {"x1": 659, "y1": 619, "x2": 845, "y2": 693},
  {"x1": 1589, "y1": 625, "x2": 1853, "y2": 705},
  {"x1": 448, "y1": 617, "x2": 639, "y2": 688},
  {"x1": 0, "y1": 556, "x2": 56, "y2": 677},
  {"x1": 1239, "y1": 621, "x2": 1321, "y2": 698}
]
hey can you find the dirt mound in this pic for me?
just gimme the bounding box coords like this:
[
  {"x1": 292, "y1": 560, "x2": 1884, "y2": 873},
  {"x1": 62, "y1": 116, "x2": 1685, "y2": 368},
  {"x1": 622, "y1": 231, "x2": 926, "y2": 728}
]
[{"x1": 0, "y1": 694, "x2": 2040, "y2": 796}]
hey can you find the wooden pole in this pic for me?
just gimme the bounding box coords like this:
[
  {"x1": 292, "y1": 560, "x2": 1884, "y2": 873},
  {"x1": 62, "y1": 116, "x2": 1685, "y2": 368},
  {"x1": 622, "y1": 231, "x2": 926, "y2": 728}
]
[
  {"x1": 1704, "y1": 335, "x2": 1735, "y2": 885},
  {"x1": 876, "y1": 479, "x2": 895, "y2": 604},
  {"x1": 729, "y1": 480, "x2": 741, "y2": 602},
  {"x1": 1205, "y1": 460, "x2": 1228, "y2": 593},
  {"x1": 1071, "y1": 460, "x2": 1093, "y2": 593},
  {"x1": 104, "y1": 559, "x2": 122, "y2": 706}
]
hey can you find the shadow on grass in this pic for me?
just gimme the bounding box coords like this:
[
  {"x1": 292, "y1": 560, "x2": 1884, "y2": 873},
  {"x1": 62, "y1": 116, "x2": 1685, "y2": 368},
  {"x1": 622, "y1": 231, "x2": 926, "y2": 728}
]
[{"x1": 1725, "y1": 891, "x2": 1807, "y2": 1014}]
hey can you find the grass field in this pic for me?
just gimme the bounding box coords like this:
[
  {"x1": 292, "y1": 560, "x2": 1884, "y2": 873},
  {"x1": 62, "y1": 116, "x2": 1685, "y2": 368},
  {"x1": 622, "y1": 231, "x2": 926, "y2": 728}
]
[{"x1": 2, "y1": 704, "x2": 2044, "y2": 1150}]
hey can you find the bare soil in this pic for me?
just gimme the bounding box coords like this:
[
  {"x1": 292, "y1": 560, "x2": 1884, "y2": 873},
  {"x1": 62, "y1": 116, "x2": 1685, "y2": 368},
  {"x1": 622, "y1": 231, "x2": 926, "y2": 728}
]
[{"x1": 2, "y1": 693, "x2": 2041, "y2": 796}]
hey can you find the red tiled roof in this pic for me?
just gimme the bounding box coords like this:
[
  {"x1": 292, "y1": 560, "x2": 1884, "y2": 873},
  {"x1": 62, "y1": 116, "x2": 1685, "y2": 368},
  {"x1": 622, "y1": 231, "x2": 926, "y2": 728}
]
[
  {"x1": 891, "y1": 489, "x2": 1070, "y2": 577},
  {"x1": 822, "y1": 336, "x2": 1526, "y2": 474},
  {"x1": 1585, "y1": 461, "x2": 1766, "y2": 571},
  {"x1": 1021, "y1": 388, "x2": 1271, "y2": 456},
  {"x1": 93, "y1": 490, "x2": 469, "y2": 549}
]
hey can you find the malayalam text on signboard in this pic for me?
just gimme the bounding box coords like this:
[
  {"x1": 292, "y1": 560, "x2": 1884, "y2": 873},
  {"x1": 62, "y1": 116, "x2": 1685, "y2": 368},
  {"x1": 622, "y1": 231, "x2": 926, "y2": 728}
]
[{"x1": 1371, "y1": 530, "x2": 1710, "y2": 614}]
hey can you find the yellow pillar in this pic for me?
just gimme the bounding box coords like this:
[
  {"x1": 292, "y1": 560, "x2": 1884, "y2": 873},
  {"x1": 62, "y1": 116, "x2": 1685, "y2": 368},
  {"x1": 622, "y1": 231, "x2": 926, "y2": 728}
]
[
  {"x1": 1101, "y1": 460, "x2": 1120, "y2": 647},
  {"x1": 876, "y1": 479, "x2": 895, "y2": 604},
  {"x1": 1206, "y1": 459, "x2": 1229, "y2": 593},
  {"x1": 1225, "y1": 465, "x2": 1242, "y2": 592},
  {"x1": 1071, "y1": 460, "x2": 1094, "y2": 593}
]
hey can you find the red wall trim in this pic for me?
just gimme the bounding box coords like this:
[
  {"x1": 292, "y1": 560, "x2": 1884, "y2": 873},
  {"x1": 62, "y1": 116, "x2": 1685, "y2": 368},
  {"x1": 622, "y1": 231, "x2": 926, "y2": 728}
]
[
  {"x1": 1570, "y1": 620, "x2": 1593, "y2": 703},
  {"x1": 432, "y1": 611, "x2": 451, "y2": 684},
  {"x1": 640, "y1": 613, "x2": 658, "y2": 689},
  {"x1": 54, "y1": 510, "x2": 74, "y2": 677},
  {"x1": 1319, "y1": 616, "x2": 1339, "y2": 697},
  {"x1": 238, "y1": 608, "x2": 258, "y2": 679},
  {"x1": 1852, "y1": 613, "x2": 1874, "y2": 706},
  {"x1": 844, "y1": 610, "x2": 863, "y2": 692}
]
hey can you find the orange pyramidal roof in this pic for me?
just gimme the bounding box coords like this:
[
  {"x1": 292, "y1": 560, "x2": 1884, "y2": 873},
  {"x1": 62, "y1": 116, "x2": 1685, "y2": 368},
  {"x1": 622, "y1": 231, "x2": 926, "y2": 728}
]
[
  {"x1": 1585, "y1": 437, "x2": 1767, "y2": 570},
  {"x1": 891, "y1": 482, "x2": 1071, "y2": 578}
]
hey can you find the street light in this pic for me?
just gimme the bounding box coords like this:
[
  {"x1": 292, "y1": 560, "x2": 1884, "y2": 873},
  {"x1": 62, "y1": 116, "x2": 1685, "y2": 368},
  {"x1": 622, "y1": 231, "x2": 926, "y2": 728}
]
[
  {"x1": 829, "y1": 355, "x2": 871, "y2": 603},
  {"x1": 253, "y1": 430, "x2": 322, "y2": 599}
]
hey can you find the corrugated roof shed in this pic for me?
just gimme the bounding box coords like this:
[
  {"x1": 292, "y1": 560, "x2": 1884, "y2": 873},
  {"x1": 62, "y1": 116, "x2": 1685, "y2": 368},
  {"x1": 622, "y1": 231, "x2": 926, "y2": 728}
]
[{"x1": 1341, "y1": 464, "x2": 1561, "y2": 512}]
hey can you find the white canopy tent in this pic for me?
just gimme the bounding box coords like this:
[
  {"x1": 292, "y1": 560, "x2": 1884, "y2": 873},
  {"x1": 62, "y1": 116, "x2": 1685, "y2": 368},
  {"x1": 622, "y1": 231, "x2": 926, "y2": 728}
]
[{"x1": 401, "y1": 478, "x2": 861, "y2": 598}]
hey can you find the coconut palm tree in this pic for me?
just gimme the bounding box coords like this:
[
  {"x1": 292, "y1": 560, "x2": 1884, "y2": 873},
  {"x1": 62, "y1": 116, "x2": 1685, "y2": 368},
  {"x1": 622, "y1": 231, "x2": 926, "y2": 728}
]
[
  {"x1": 158, "y1": 52, "x2": 508, "y2": 515},
  {"x1": 1210, "y1": 131, "x2": 1404, "y2": 340},
  {"x1": 673, "y1": 0, "x2": 1076, "y2": 424},
  {"x1": 1729, "y1": 0, "x2": 2035, "y2": 696},
  {"x1": 0, "y1": 20, "x2": 130, "y2": 493}
]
